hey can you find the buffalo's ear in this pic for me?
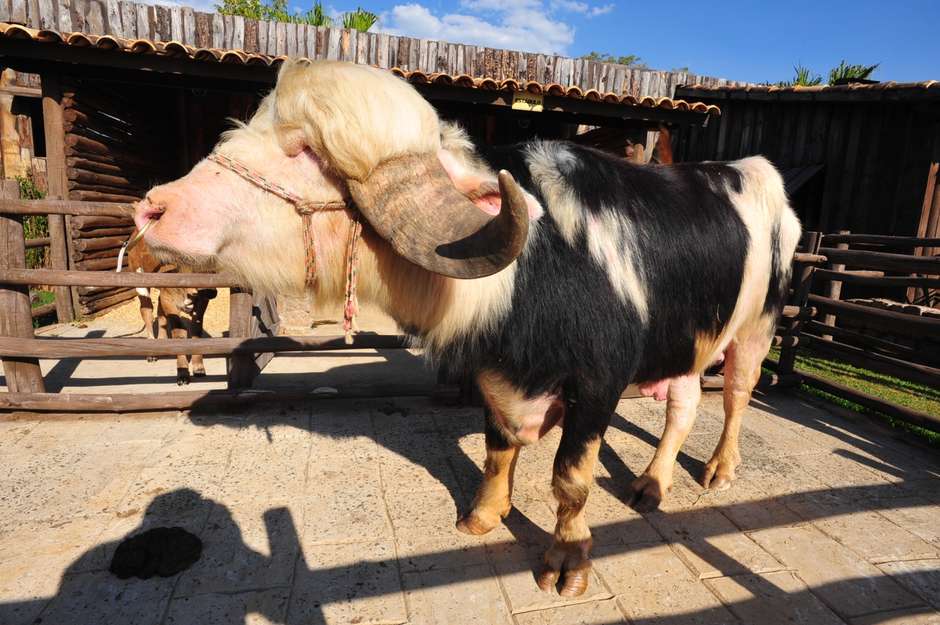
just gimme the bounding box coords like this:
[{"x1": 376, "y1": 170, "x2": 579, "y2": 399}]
[
  {"x1": 437, "y1": 149, "x2": 543, "y2": 219},
  {"x1": 281, "y1": 129, "x2": 307, "y2": 157}
]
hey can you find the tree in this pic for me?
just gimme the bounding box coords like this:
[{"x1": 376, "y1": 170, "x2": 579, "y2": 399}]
[
  {"x1": 216, "y1": 0, "x2": 333, "y2": 26},
  {"x1": 828, "y1": 60, "x2": 879, "y2": 84},
  {"x1": 216, "y1": 0, "x2": 379, "y2": 32},
  {"x1": 580, "y1": 51, "x2": 646, "y2": 68},
  {"x1": 343, "y1": 8, "x2": 378, "y2": 32},
  {"x1": 776, "y1": 64, "x2": 823, "y2": 87}
]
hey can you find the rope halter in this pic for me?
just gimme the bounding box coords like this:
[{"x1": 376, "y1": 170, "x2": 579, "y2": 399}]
[{"x1": 206, "y1": 152, "x2": 362, "y2": 344}]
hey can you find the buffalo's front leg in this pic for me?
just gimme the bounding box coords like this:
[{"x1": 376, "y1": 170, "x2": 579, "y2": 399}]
[
  {"x1": 456, "y1": 414, "x2": 519, "y2": 535},
  {"x1": 539, "y1": 430, "x2": 602, "y2": 597}
]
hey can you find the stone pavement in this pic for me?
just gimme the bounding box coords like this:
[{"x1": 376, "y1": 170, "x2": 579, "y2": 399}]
[{"x1": 1, "y1": 391, "x2": 939, "y2": 625}]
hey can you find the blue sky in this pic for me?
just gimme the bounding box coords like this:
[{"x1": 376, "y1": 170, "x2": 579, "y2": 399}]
[{"x1": 183, "y1": 0, "x2": 938, "y2": 83}]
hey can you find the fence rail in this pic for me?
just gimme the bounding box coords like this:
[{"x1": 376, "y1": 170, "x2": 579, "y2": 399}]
[
  {"x1": 775, "y1": 231, "x2": 940, "y2": 432},
  {"x1": 1, "y1": 196, "x2": 439, "y2": 411}
]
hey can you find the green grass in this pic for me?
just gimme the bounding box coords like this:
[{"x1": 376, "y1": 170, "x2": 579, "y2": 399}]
[
  {"x1": 768, "y1": 346, "x2": 940, "y2": 447},
  {"x1": 31, "y1": 290, "x2": 54, "y2": 308}
]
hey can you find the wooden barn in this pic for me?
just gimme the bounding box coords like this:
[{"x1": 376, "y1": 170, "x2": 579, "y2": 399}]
[
  {"x1": 672, "y1": 82, "x2": 940, "y2": 242},
  {"x1": 0, "y1": 0, "x2": 728, "y2": 323}
]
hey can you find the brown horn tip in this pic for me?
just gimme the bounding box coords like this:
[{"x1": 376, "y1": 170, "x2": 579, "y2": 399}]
[{"x1": 348, "y1": 154, "x2": 529, "y2": 279}]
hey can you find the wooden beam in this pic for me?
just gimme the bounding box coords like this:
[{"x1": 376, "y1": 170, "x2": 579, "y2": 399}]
[
  {"x1": 0, "y1": 333, "x2": 410, "y2": 358},
  {"x1": 807, "y1": 294, "x2": 940, "y2": 339},
  {"x1": 40, "y1": 73, "x2": 76, "y2": 323},
  {"x1": 226, "y1": 288, "x2": 257, "y2": 389},
  {"x1": 813, "y1": 268, "x2": 940, "y2": 289},
  {"x1": 0, "y1": 198, "x2": 132, "y2": 217},
  {"x1": 0, "y1": 180, "x2": 45, "y2": 393},
  {"x1": 0, "y1": 268, "x2": 236, "y2": 288},
  {"x1": 0, "y1": 384, "x2": 456, "y2": 413},
  {"x1": 817, "y1": 247, "x2": 940, "y2": 275},
  {"x1": 0, "y1": 84, "x2": 41, "y2": 98},
  {"x1": 798, "y1": 370, "x2": 939, "y2": 433},
  {"x1": 822, "y1": 233, "x2": 940, "y2": 247}
]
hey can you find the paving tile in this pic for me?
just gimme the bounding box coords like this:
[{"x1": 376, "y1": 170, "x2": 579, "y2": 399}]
[
  {"x1": 798, "y1": 451, "x2": 896, "y2": 489},
  {"x1": 220, "y1": 441, "x2": 311, "y2": 505},
  {"x1": 29, "y1": 570, "x2": 175, "y2": 625},
  {"x1": 489, "y1": 542, "x2": 612, "y2": 614},
  {"x1": 848, "y1": 606, "x2": 940, "y2": 625},
  {"x1": 378, "y1": 451, "x2": 463, "y2": 493},
  {"x1": 879, "y1": 500, "x2": 940, "y2": 549},
  {"x1": 705, "y1": 571, "x2": 844, "y2": 625},
  {"x1": 165, "y1": 588, "x2": 290, "y2": 625},
  {"x1": 595, "y1": 542, "x2": 737, "y2": 625},
  {"x1": 289, "y1": 540, "x2": 406, "y2": 625},
  {"x1": 403, "y1": 564, "x2": 513, "y2": 625},
  {"x1": 175, "y1": 502, "x2": 302, "y2": 597},
  {"x1": 583, "y1": 485, "x2": 663, "y2": 547},
  {"x1": 807, "y1": 504, "x2": 938, "y2": 563},
  {"x1": 748, "y1": 524, "x2": 922, "y2": 618},
  {"x1": 649, "y1": 507, "x2": 784, "y2": 579},
  {"x1": 878, "y1": 559, "x2": 940, "y2": 610},
  {"x1": 514, "y1": 599, "x2": 627, "y2": 625},
  {"x1": 114, "y1": 463, "x2": 227, "y2": 518},
  {"x1": 302, "y1": 487, "x2": 394, "y2": 546}
]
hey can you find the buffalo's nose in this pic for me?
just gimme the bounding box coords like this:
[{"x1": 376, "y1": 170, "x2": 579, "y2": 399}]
[{"x1": 135, "y1": 193, "x2": 168, "y2": 230}]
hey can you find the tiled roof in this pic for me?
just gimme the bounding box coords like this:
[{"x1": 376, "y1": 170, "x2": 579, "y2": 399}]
[
  {"x1": 677, "y1": 81, "x2": 940, "y2": 102},
  {"x1": 0, "y1": 21, "x2": 721, "y2": 116}
]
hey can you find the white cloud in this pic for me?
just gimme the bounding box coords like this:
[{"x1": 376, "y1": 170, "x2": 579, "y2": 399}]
[{"x1": 380, "y1": 0, "x2": 613, "y2": 56}]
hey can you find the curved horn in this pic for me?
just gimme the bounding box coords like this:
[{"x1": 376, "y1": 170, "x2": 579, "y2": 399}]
[{"x1": 347, "y1": 153, "x2": 529, "y2": 279}]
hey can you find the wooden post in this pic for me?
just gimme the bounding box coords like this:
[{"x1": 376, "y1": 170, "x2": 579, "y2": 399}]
[
  {"x1": 911, "y1": 121, "x2": 940, "y2": 305},
  {"x1": 778, "y1": 231, "x2": 821, "y2": 376},
  {"x1": 0, "y1": 179, "x2": 45, "y2": 393},
  {"x1": 40, "y1": 73, "x2": 76, "y2": 323},
  {"x1": 226, "y1": 288, "x2": 258, "y2": 389},
  {"x1": 822, "y1": 230, "x2": 850, "y2": 340}
]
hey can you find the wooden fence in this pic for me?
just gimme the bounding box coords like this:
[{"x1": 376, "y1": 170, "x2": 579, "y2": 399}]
[
  {"x1": 773, "y1": 231, "x2": 940, "y2": 432},
  {"x1": 0, "y1": 195, "x2": 453, "y2": 412}
]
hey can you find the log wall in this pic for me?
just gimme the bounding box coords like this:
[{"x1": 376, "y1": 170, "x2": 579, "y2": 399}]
[
  {"x1": 0, "y1": 0, "x2": 743, "y2": 99},
  {"x1": 57, "y1": 76, "x2": 179, "y2": 315},
  {"x1": 671, "y1": 92, "x2": 940, "y2": 239}
]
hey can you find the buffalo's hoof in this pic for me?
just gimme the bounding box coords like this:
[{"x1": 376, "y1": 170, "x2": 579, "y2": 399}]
[
  {"x1": 146, "y1": 356, "x2": 158, "y2": 363},
  {"x1": 627, "y1": 473, "x2": 667, "y2": 512},
  {"x1": 700, "y1": 455, "x2": 739, "y2": 491},
  {"x1": 176, "y1": 369, "x2": 191, "y2": 385},
  {"x1": 538, "y1": 540, "x2": 592, "y2": 596},
  {"x1": 456, "y1": 505, "x2": 509, "y2": 536},
  {"x1": 192, "y1": 366, "x2": 206, "y2": 377}
]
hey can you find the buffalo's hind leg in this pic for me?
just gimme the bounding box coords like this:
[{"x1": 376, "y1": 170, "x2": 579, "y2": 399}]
[
  {"x1": 701, "y1": 321, "x2": 773, "y2": 491},
  {"x1": 538, "y1": 393, "x2": 614, "y2": 597},
  {"x1": 456, "y1": 413, "x2": 520, "y2": 536}
]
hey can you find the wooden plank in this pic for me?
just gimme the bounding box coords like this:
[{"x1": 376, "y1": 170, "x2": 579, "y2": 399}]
[
  {"x1": 804, "y1": 320, "x2": 938, "y2": 367},
  {"x1": 0, "y1": 333, "x2": 410, "y2": 357},
  {"x1": 232, "y1": 15, "x2": 244, "y2": 50},
  {"x1": 817, "y1": 247, "x2": 940, "y2": 275},
  {"x1": 0, "y1": 268, "x2": 234, "y2": 287},
  {"x1": 118, "y1": 0, "x2": 135, "y2": 37},
  {"x1": 135, "y1": 1, "x2": 149, "y2": 40},
  {"x1": 182, "y1": 6, "x2": 195, "y2": 45},
  {"x1": 0, "y1": 180, "x2": 45, "y2": 393},
  {"x1": 807, "y1": 294, "x2": 940, "y2": 339},
  {"x1": 797, "y1": 334, "x2": 940, "y2": 403},
  {"x1": 0, "y1": 383, "x2": 453, "y2": 413},
  {"x1": 169, "y1": 4, "x2": 181, "y2": 41},
  {"x1": 226, "y1": 287, "x2": 255, "y2": 388},
  {"x1": 797, "y1": 370, "x2": 939, "y2": 432},
  {"x1": 211, "y1": 11, "x2": 223, "y2": 48},
  {"x1": 222, "y1": 13, "x2": 233, "y2": 49},
  {"x1": 822, "y1": 233, "x2": 940, "y2": 247},
  {"x1": 813, "y1": 268, "x2": 940, "y2": 289},
  {"x1": 39, "y1": 73, "x2": 75, "y2": 323},
  {"x1": 1, "y1": 198, "x2": 131, "y2": 217}
]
